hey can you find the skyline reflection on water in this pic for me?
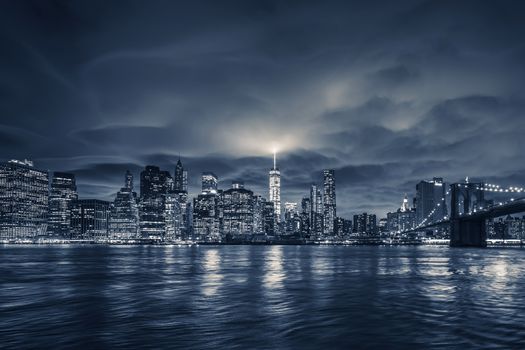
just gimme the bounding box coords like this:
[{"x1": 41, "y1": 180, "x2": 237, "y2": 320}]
[{"x1": 1, "y1": 245, "x2": 525, "y2": 349}]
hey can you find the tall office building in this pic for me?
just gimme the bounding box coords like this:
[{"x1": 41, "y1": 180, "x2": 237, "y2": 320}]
[
  {"x1": 173, "y1": 159, "x2": 189, "y2": 238},
  {"x1": 0, "y1": 159, "x2": 49, "y2": 239},
  {"x1": 353, "y1": 212, "x2": 377, "y2": 237},
  {"x1": 202, "y1": 172, "x2": 218, "y2": 194},
  {"x1": 386, "y1": 194, "x2": 416, "y2": 233},
  {"x1": 193, "y1": 193, "x2": 220, "y2": 241},
  {"x1": 284, "y1": 202, "x2": 300, "y2": 235},
  {"x1": 262, "y1": 199, "x2": 276, "y2": 236},
  {"x1": 174, "y1": 158, "x2": 188, "y2": 192},
  {"x1": 109, "y1": 171, "x2": 139, "y2": 239},
  {"x1": 269, "y1": 152, "x2": 281, "y2": 223},
  {"x1": 70, "y1": 199, "x2": 110, "y2": 238},
  {"x1": 309, "y1": 184, "x2": 323, "y2": 238},
  {"x1": 139, "y1": 166, "x2": 171, "y2": 239},
  {"x1": 416, "y1": 177, "x2": 447, "y2": 225},
  {"x1": 48, "y1": 172, "x2": 77, "y2": 237},
  {"x1": 125, "y1": 170, "x2": 134, "y2": 191},
  {"x1": 323, "y1": 169, "x2": 336, "y2": 236},
  {"x1": 300, "y1": 197, "x2": 311, "y2": 238},
  {"x1": 222, "y1": 181, "x2": 254, "y2": 237},
  {"x1": 164, "y1": 191, "x2": 182, "y2": 241}
]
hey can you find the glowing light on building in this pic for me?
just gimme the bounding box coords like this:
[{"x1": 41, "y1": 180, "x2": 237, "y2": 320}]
[{"x1": 269, "y1": 150, "x2": 281, "y2": 223}]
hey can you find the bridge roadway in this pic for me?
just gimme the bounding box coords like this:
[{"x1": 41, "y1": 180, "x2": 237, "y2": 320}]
[{"x1": 404, "y1": 198, "x2": 525, "y2": 247}]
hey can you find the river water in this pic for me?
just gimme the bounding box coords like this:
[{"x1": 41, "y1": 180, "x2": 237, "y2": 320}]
[{"x1": 1, "y1": 245, "x2": 524, "y2": 349}]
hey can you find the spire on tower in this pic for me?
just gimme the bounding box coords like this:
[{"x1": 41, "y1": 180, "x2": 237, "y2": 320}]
[{"x1": 273, "y1": 150, "x2": 276, "y2": 170}]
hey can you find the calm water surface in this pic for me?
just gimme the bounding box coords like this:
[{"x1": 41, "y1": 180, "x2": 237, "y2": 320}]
[{"x1": 1, "y1": 245, "x2": 525, "y2": 349}]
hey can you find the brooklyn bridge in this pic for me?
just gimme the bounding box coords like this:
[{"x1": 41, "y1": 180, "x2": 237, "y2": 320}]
[{"x1": 403, "y1": 181, "x2": 525, "y2": 247}]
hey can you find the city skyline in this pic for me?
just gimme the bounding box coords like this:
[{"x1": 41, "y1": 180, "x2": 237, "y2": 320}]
[{"x1": 1, "y1": 1, "x2": 524, "y2": 219}]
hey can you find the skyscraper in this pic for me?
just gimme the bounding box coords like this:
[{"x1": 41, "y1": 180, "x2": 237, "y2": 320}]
[
  {"x1": 109, "y1": 171, "x2": 139, "y2": 239},
  {"x1": 300, "y1": 197, "x2": 311, "y2": 238},
  {"x1": 353, "y1": 212, "x2": 377, "y2": 237},
  {"x1": 71, "y1": 199, "x2": 110, "y2": 238},
  {"x1": 174, "y1": 158, "x2": 187, "y2": 192},
  {"x1": 193, "y1": 193, "x2": 220, "y2": 241},
  {"x1": 48, "y1": 172, "x2": 77, "y2": 237},
  {"x1": 173, "y1": 159, "x2": 189, "y2": 238},
  {"x1": 416, "y1": 177, "x2": 447, "y2": 225},
  {"x1": 284, "y1": 202, "x2": 300, "y2": 235},
  {"x1": 323, "y1": 169, "x2": 336, "y2": 236},
  {"x1": 386, "y1": 194, "x2": 416, "y2": 233},
  {"x1": 269, "y1": 152, "x2": 281, "y2": 223},
  {"x1": 139, "y1": 166, "x2": 171, "y2": 239},
  {"x1": 309, "y1": 184, "x2": 323, "y2": 238},
  {"x1": 222, "y1": 181, "x2": 254, "y2": 237},
  {"x1": 202, "y1": 172, "x2": 218, "y2": 194},
  {"x1": 0, "y1": 159, "x2": 49, "y2": 239}
]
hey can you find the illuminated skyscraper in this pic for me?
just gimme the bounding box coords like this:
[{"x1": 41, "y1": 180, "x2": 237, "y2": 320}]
[
  {"x1": 0, "y1": 159, "x2": 49, "y2": 239},
  {"x1": 139, "y1": 165, "x2": 171, "y2": 239},
  {"x1": 309, "y1": 184, "x2": 323, "y2": 238},
  {"x1": 416, "y1": 177, "x2": 447, "y2": 225},
  {"x1": 222, "y1": 181, "x2": 254, "y2": 237},
  {"x1": 323, "y1": 169, "x2": 336, "y2": 236},
  {"x1": 193, "y1": 193, "x2": 220, "y2": 241},
  {"x1": 48, "y1": 172, "x2": 77, "y2": 237},
  {"x1": 173, "y1": 159, "x2": 189, "y2": 238},
  {"x1": 269, "y1": 152, "x2": 281, "y2": 223},
  {"x1": 202, "y1": 172, "x2": 218, "y2": 194},
  {"x1": 109, "y1": 171, "x2": 139, "y2": 239},
  {"x1": 284, "y1": 202, "x2": 300, "y2": 235}
]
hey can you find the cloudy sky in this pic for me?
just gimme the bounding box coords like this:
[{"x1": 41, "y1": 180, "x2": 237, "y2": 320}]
[{"x1": 1, "y1": 0, "x2": 524, "y2": 218}]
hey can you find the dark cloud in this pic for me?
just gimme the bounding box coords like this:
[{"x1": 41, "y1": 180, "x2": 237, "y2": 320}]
[{"x1": 1, "y1": 0, "x2": 525, "y2": 218}]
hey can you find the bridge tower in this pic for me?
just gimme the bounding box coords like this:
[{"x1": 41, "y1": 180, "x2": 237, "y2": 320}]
[{"x1": 449, "y1": 182, "x2": 486, "y2": 247}]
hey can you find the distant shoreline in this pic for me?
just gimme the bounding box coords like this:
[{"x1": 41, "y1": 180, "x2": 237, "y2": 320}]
[{"x1": 1, "y1": 239, "x2": 523, "y2": 247}]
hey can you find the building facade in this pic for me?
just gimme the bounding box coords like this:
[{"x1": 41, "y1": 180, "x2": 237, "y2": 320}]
[
  {"x1": 139, "y1": 166, "x2": 171, "y2": 239},
  {"x1": 193, "y1": 193, "x2": 221, "y2": 241},
  {"x1": 222, "y1": 182, "x2": 254, "y2": 237},
  {"x1": 71, "y1": 199, "x2": 110, "y2": 238},
  {"x1": 416, "y1": 177, "x2": 447, "y2": 226},
  {"x1": 48, "y1": 172, "x2": 77, "y2": 237},
  {"x1": 109, "y1": 170, "x2": 139, "y2": 239},
  {"x1": 386, "y1": 195, "x2": 416, "y2": 234},
  {"x1": 323, "y1": 169, "x2": 336, "y2": 236},
  {"x1": 353, "y1": 212, "x2": 377, "y2": 237},
  {"x1": 0, "y1": 159, "x2": 49, "y2": 239},
  {"x1": 269, "y1": 153, "x2": 281, "y2": 224}
]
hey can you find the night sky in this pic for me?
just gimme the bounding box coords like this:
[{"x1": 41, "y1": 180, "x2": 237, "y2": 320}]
[{"x1": 1, "y1": 0, "x2": 525, "y2": 218}]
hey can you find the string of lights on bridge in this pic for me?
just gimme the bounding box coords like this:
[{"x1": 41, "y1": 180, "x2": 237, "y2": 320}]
[{"x1": 399, "y1": 181, "x2": 525, "y2": 234}]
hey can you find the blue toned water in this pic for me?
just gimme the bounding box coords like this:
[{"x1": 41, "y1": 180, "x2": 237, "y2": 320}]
[{"x1": 1, "y1": 245, "x2": 525, "y2": 349}]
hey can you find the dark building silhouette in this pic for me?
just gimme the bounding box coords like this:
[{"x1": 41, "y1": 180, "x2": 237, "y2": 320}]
[
  {"x1": 334, "y1": 217, "x2": 352, "y2": 236},
  {"x1": 323, "y1": 169, "x2": 336, "y2": 236},
  {"x1": 310, "y1": 184, "x2": 323, "y2": 238},
  {"x1": 300, "y1": 197, "x2": 311, "y2": 238},
  {"x1": 48, "y1": 172, "x2": 77, "y2": 237},
  {"x1": 262, "y1": 199, "x2": 276, "y2": 236},
  {"x1": 284, "y1": 202, "x2": 300, "y2": 235},
  {"x1": 172, "y1": 159, "x2": 189, "y2": 239},
  {"x1": 353, "y1": 212, "x2": 377, "y2": 237},
  {"x1": 174, "y1": 158, "x2": 188, "y2": 192},
  {"x1": 139, "y1": 166, "x2": 171, "y2": 239},
  {"x1": 193, "y1": 193, "x2": 220, "y2": 241},
  {"x1": 109, "y1": 171, "x2": 139, "y2": 239},
  {"x1": 416, "y1": 177, "x2": 447, "y2": 225},
  {"x1": 0, "y1": 159, "x2": 49, "y2": 239},
  {"x1": 71, "y1": 199, "x2": 110, "y2": 238}
]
